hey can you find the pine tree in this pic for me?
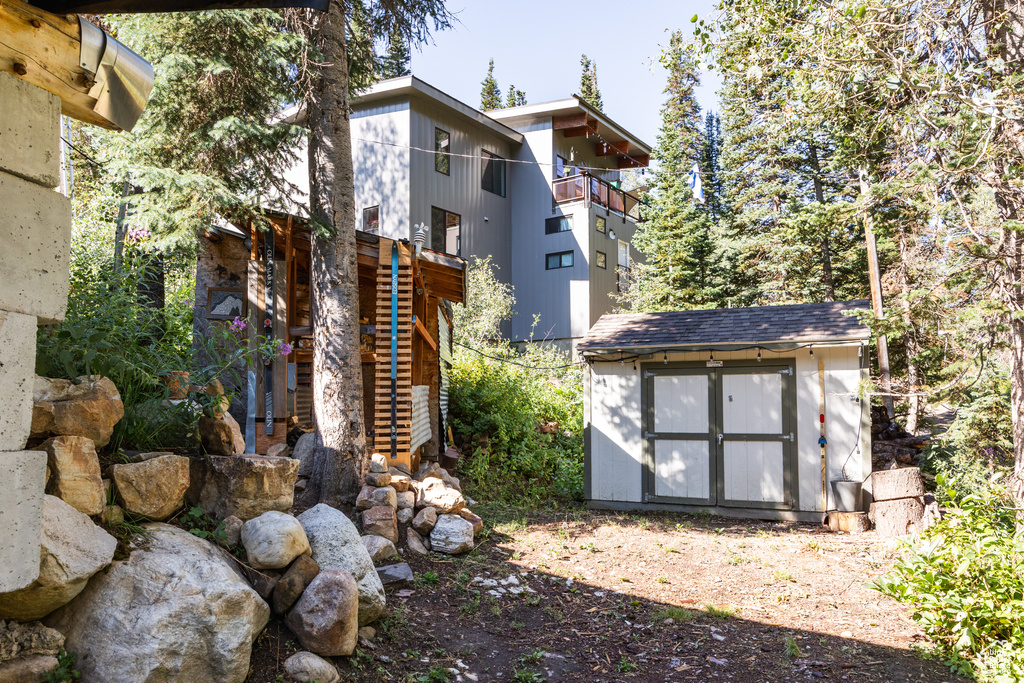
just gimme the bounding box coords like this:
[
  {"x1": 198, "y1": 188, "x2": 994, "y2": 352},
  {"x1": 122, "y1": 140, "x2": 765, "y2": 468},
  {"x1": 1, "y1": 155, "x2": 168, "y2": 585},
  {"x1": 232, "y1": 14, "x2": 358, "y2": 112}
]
[
  {"x1": 578, "y1": 54, "x2": 603, "y2": 110},
  {"x1": 480, "y1": 58, "x2": 502, "y2": 111},
  {"x1": 347, "y1": 0, "x2": 379, "y2": 90},
  {"x1": 300, "y1": 0, "x2": 452, "y2": 506},
  {"x1": 627, "y1": 32, "x2": 723, "y2": 311},
  {"x1": 505, "y1": 84, "x2": 526, "y2": 107},
  {"x1": 379, "y1": 24, "x2": 411, "y2": 79},
  {"x1": 95, "y1": 10, "x2": 307, "y2": 250}
]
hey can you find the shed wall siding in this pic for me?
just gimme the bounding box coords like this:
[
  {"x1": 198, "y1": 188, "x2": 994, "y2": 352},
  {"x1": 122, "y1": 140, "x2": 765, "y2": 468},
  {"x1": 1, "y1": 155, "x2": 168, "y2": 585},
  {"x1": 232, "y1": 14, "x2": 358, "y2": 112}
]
[
  {"x1": 587, "y1": 344, "x2": 869, "y2": 513},
  {"x1": 589, "y1": 362, "x2": 643, "y2": 502}
]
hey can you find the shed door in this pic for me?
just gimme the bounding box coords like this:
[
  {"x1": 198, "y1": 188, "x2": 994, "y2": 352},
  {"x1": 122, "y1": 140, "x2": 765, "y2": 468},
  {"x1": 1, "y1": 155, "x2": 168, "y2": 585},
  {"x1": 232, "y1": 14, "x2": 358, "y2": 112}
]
[
  {"x1": 646, "y1": 371, "x2": 717, "y2": 505},
  {"x1": 718, "y1": 369, "x2": 792, "y2": 508},
  {"x1": 644, "y1": 364, "x2": 796, "y2": 510}
]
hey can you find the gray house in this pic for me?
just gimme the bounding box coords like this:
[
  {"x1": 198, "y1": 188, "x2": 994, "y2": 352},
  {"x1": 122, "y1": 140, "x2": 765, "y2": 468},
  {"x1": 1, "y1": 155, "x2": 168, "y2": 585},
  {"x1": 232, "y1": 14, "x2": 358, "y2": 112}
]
[{"x1": 282, "y1": 75, "x2": 652, "y2": 346}]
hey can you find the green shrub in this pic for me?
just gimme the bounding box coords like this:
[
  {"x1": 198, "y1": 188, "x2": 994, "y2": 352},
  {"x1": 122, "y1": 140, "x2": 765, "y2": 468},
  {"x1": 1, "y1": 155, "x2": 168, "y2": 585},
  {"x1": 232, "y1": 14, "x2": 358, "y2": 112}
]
[
  {"x1": 449, "y1": 346, "x2": 583, "y2": 503},
  {"x1": 872, "y1": 477, "x2": 1024, "y2": 681}
]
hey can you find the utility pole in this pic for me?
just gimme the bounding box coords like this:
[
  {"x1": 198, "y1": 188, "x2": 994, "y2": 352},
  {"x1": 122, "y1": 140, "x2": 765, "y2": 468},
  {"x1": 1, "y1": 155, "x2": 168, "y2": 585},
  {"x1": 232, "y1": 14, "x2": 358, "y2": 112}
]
[{"x1": 859, "y1": 168, "x2": 895, "y2": 420}]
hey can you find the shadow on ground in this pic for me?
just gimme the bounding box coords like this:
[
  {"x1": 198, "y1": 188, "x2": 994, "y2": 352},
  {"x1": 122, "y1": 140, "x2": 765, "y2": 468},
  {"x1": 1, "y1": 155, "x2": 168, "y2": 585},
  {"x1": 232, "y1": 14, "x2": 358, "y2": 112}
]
[{"x1": 248, "y1": 505, "x2": 968, "y2": 683}]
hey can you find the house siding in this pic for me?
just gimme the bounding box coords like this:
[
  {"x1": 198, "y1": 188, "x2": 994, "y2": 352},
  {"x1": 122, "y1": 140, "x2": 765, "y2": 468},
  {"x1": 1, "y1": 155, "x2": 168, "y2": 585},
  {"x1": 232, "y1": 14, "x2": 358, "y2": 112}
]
[{"x1": 351, "y1": 98, "x2": 411, "y2": 240}]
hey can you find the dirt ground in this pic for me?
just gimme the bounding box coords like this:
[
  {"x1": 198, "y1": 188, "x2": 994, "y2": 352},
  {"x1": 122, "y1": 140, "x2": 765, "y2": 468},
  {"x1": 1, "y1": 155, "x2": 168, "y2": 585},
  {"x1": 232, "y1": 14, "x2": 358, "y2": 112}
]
[{"x1": 248, "y1": 505, "x2": 966, "y2": 683}]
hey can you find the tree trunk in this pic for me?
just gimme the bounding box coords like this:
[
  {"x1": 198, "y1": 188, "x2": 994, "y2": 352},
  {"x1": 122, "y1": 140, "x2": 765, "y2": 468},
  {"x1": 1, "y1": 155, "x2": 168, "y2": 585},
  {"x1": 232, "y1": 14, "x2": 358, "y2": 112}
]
[
  {"x1": 859, "y1": 169, "x2": 895, "y2": 420},
  {"x1": 303, "y1": 0, "x2": 367, "y2": 507},
  {"x1": 897, "y1": 234, "x2": 921, "y2": 435},
  {"x1": 808, "y1": 143, "x2": 835, "y2": 302}
]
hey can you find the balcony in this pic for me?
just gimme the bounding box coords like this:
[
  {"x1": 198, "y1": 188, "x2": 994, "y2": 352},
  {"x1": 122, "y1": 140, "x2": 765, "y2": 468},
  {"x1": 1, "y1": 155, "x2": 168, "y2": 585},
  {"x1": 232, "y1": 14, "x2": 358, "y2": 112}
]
[{"x1": 553, "y1": 173, "x2": 641, "y2": 220}]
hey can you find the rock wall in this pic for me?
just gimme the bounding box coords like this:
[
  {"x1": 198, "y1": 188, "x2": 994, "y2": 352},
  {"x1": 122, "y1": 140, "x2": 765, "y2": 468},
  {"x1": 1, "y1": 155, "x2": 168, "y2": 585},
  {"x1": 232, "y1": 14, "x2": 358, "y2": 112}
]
[{"x1": 0, "y1": 71, "x2": 70, "y2": 592}]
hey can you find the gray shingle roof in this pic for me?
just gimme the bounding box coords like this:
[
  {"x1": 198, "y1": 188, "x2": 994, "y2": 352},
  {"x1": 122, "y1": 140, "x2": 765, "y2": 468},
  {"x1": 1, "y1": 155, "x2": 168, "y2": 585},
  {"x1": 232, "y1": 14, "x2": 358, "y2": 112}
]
[{"x1": 577, "y1": 300, "x2": 871, "y2": 352}]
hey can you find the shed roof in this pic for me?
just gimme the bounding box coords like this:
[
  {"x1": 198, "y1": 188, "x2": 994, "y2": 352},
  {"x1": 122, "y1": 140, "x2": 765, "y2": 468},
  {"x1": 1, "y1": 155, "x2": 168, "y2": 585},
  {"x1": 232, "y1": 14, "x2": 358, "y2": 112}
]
[{"x1": 577, "y1": 300, "x2": 870, "y2": 353}]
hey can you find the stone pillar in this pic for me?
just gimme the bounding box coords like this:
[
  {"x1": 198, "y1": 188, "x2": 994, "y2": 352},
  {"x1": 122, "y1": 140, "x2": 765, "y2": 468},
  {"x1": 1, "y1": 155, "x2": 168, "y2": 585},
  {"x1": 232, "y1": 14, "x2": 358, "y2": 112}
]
[{"x1": 0, "y1": 71, "x2": 72, "y2": 592}]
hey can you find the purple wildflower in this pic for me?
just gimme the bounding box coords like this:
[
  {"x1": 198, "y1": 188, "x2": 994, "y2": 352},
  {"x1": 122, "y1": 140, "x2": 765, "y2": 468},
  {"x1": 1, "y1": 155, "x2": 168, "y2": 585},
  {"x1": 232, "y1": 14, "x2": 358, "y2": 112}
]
[
  {"x1": 279, "y1": 342, "x2": 293, "y2": 356},
  {"x1": 229, "y1": 316, "x2": 246, "y2": 332}
]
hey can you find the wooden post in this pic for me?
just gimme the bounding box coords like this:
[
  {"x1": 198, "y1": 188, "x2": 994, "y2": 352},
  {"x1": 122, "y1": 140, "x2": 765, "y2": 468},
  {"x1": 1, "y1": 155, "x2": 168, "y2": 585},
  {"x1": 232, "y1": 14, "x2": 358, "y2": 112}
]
[{"x1": 860, "y1": 169, "x2": 895, "y2": 420}]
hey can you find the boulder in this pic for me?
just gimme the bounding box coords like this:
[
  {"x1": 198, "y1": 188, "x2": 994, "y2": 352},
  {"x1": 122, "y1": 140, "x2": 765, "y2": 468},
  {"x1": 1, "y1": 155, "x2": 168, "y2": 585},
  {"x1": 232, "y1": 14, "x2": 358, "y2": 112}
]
[
  {"x1": 406, "y1": 528, "x2": 430, "y2": 555},
  {"x1": 100, "y1": 504, "x2": 123, "y2": 526},
  {"x1": 355, "y1": 485, "x2": 397, "y2": 511},
  {"x1": 198, "y1": 412, "x2": 245, "y2": 456},
  {"x1": 365, "y1": 472, "x2": 391, "y2": 487},
  {"x1": 376, "y1": 563, "x2": 414, "y2": 586},
  {"x1": 240, "y1": 511, "x2": 311, "y2": 570},
  {"x1": 412, "y1": 507, "x2": 437, "y2": 535},
  {"x1": 187, "y1": 455, "x2": 299, "y2": 521},
  {"x1": 396, "y1": 490, "x2": 415, "y2": 510},
  {"x1": 45, "y1": 524, "x2": 269, "y2": 683},
  {"x1": 0, "y1": 654, "x2": 58, "y2": 682},
  {"x1": 412, "y1": 461, "x2": 444, "y2": 482},
  {"x1": 223, "y1": 516, "x2": 243, "y2": 546},
  {"x1": 266, "y1": 443, "x2": 290, "y2": 459},
  {"x1": 369, "y1": 453, "x2": 387, "y2": 474},
  {"x1": 39, "y1": 436, "x2": 103, "y2": 516},
  {"x1": 429, "y1": 514, "x2": 475, "y2": 555},
  {"x1": 110, "y1": 455, "x2": 190, "y2": 521},
  {"x1": 296, "y1": 505, "x2": 386, "y2": 626},
  {"x1": 361, "y1": 536, "x2": 398, "y2": 564},
  {"x1": 124, "y1": 451, "x2": 173, "y2": 463},
  {"x1": 0, "y1": 496, "x2": 116, "y2": 620},
  {"x1": 396, "y1": 508, "x2": 414, "y2": 525},
  {"x1": 284, "y1": 569, "x2": 359, "y2": 657},
  {"x1": 0, "y1": 619, "x2": 64, "y2": 662},
  {"x1": 283, "y1": 651, "x2": 340, "y2": 683},
  {"x1": 244, "y1": 569, "x2": 280, "y2": 601},
  {"x1": 30, "y1": 376, "x2": 124, "y2": 448},
  {"x1": 441, "y1": 470, "x2": 461, "y2": 492},
  {"x1": 272, "y1": 555, "x2": 320, "y2": 616},
  {"x1": 387, "y1": 470, "x2": 411, "y2": 492},
  {"x1": 361, "y1": 506, "x2": 398, "y2": 544},
  {"x1": 459, "y1": 509, "x2": 484, "y2": 535},
  {"x1": 412, "y1": 478, "x2": 465, "y2": 514},
  {"x1": 292, "y1": 432, "x2": 316, "y2": 478}
]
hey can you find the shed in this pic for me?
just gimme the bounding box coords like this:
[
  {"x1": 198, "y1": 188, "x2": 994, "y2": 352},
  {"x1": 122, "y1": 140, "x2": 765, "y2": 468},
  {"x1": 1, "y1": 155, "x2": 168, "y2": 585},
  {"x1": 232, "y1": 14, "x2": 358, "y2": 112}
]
[
  {"x1": 195, "y1": 212, "x2": 465, "y2": 472},
  {"x1": 578, "y1": 301, "x2": 873, "y2": 521}
]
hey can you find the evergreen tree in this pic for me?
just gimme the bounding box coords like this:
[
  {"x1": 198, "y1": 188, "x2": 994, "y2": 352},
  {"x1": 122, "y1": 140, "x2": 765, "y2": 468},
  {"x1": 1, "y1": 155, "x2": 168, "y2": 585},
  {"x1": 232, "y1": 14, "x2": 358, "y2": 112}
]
[
  {"x1": 627, "y1": 32, "x2": 723, "y2": 311},
  {"x1": 347, "y1": 0, "x2": 379, "y2": 90},
  {"x1": 95, "y1": 10, "x2": 307, "y2": 250},
  {"x1": 505, "y1": 84, "x2": 526, "y2": 107},
  {"x1": 578, "y1": 54, "x2": 603, "y2": 110},
  {"x1": 480, "y1": 58, "x2": 502, "y2": 111},
  {"x1": 379, "y1": 24, "x2": 411, "y2": 78}
]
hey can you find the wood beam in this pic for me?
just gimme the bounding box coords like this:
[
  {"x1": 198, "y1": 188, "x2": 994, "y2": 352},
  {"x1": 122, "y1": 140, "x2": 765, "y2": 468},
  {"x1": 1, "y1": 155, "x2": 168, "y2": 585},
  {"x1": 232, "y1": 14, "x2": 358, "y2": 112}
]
[
  {"x1": 596, "y1": 140, "x2": 630, "y2": 156},
  {"x1": 561, "y1": 119, "x2": 599, "y2": 139},
  {"x1": 0, "y1": 0, "x2": 120, "y2": 129},
  {"x1": 617, "y1": 154, "x2": 650, "y2": 169},
  {"x1": 412, "y1": 314, "x2": 437, "y2": 352},
  {"x1": 552, "y1": 112, "x2": 588, "y2": 130}
]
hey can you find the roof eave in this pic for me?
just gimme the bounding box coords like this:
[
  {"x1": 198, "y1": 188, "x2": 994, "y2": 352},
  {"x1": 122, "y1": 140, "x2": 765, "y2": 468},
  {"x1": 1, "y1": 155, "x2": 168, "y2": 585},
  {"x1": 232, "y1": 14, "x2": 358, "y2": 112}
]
[{"x1": 579, "y1": 337, "x2": 870, "y2": 356}]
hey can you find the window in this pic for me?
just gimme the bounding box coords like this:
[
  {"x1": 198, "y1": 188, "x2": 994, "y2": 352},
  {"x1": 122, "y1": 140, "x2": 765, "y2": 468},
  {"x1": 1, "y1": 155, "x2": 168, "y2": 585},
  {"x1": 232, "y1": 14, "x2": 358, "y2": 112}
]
[
  {"x1": 545, "y1": 215, "x2": 572, "y2": 234},
  {"x1": 596, "y1": 251, "x2": 607, "y2": 269},
  {"x1": 362, "y1": 206, "x2": 379, "y2": 234},
  {"x1": 431, "y1": 206, "x2": 461, "y2": 256},
  {"x1": 555, "y1": 155, "x2": 569, "y2": 179},
  {"x1": 481, "y1": 151, "x2": 506, "y2": 197},
  {"x1": 596, "y1": 216, "x2": 606, "y2": 234},
  {"x1": 546, "y1": 250, "x2": 574, "y2": 270},
  {"x1": 435, "y1": 128, "x2": 450, "y2": 175}
]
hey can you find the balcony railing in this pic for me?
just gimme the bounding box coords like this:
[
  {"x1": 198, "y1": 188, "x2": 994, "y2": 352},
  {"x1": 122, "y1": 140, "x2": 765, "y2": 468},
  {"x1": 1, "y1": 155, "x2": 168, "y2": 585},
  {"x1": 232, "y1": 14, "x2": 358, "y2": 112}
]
[{"x1": 553, "y1": 173, "x2": 641, "y2": 219}]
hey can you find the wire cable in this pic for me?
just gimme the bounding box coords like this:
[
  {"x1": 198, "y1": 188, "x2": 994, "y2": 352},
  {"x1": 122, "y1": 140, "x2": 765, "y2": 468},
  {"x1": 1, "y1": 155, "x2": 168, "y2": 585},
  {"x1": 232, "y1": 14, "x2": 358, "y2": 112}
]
[
  {"x1": 60, "y1": 137, "x2": 102, "y2": 168},
  {"x1": 453, "y1": 340, "x2": 581, "y2": 371}
]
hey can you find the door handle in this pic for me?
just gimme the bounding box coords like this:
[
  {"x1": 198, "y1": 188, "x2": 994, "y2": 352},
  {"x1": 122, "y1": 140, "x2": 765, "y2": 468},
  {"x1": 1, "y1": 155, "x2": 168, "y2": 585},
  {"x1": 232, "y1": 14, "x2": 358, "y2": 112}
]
[{"x1": 717, "y1": 433, "x2": 724, "y2": 445}]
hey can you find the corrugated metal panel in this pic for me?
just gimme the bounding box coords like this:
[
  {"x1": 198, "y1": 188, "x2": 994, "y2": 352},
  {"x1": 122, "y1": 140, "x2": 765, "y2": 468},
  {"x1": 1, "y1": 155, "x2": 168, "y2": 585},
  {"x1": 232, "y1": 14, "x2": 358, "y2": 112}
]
[
  {"x1": 438, "y1": 305, "x2": 452, "y2": 364},
  {"x1": 410, "y1": 384, "x2": 431, "y2": 452},
  {"x1": 439, "y1": 363, "x2": 450, "y2": 440}
]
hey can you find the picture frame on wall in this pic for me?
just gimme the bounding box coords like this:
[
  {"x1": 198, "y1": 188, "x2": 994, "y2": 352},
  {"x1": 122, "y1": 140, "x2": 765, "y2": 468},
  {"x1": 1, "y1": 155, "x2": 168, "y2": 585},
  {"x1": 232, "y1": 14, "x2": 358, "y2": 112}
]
[{"x1": 207, "y1": 287, "x2": 246, "y2": 320}]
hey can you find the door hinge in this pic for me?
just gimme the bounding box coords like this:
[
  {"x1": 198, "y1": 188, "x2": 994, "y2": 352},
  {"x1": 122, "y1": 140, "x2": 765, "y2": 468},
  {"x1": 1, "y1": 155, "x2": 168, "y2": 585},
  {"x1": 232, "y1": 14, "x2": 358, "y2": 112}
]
[
  {"x1": 643, "y1": 492, "x2": 652, "y2": 503},
  {"x1": 778, "y1": 367, "x2": 793, "y2": 376},
  {"x1": 644, "y1": 431, "x2": 656, "y2": 439},
  {"x1": 644, "y1": 371, "x2": 656, "y2": 378},
  {"x1": 781, "y1": 432, "x2": 794, "y2": 441}
]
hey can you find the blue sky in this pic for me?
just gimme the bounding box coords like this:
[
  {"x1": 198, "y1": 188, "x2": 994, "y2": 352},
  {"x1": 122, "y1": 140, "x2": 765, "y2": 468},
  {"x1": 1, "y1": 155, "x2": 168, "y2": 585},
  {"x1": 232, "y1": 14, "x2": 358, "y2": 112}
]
[{"x1": 410, "y1": 0, "x2": 722, "y2": 147}]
